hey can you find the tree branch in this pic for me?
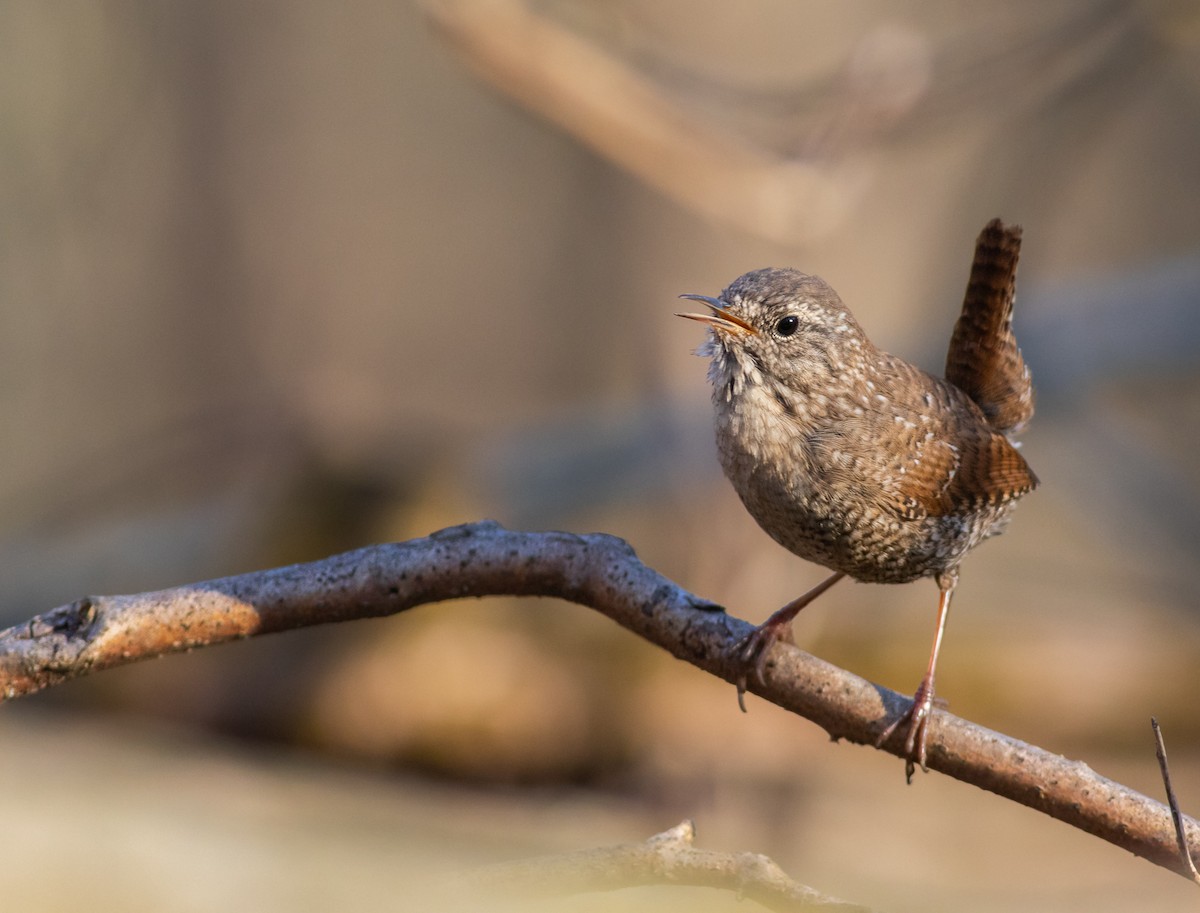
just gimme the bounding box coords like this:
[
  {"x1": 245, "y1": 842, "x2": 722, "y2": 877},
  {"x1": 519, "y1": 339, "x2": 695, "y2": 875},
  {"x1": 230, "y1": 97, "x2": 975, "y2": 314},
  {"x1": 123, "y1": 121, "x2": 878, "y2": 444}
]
[{"x1": 1, "y1": 520, "x2": 1197, "y2": 880}]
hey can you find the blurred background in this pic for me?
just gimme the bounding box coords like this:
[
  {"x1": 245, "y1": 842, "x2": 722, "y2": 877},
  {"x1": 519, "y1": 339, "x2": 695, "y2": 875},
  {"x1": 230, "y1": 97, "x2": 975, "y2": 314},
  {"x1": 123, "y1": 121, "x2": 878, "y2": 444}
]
[{"x1": 2, "y1": 1, "x2": 1200, "y2": 910}]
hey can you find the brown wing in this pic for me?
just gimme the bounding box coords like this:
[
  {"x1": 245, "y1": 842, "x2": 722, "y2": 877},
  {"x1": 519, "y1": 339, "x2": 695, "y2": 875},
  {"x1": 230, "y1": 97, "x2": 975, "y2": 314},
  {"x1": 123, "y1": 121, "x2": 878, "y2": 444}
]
[
  {"x1": 808, "y1": 363, "x2": 1039, "y2": 522},
  {"x1": 890, "y1": 401, "x2": 1039, "y2": 521},
  {"x1": 944, "y1": 218, "x2": 1035, "y2": 434}
]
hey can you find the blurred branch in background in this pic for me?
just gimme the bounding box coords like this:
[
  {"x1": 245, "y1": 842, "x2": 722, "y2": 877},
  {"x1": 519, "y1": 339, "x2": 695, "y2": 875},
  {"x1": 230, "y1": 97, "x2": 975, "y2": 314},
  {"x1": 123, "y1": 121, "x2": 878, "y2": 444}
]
[
  {"x1": 421, "y1": 0, "x2": 920, "y2": 242},
  {"x1": 420, "y1": 0, "x2": 1160, "y2": 245},
  {"x1": 457, "y1": 819, "x2": 872, "y2": 911},
  {"x1": 2, "y1": 520, "x2": 1198, "y2": 883}
]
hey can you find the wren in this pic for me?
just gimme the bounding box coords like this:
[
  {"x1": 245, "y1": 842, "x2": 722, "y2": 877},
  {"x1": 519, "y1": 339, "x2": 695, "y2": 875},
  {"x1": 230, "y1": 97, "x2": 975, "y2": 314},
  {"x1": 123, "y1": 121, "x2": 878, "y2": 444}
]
[{"x1": 678, "y1": 219, "x2": 1037, "y2": 780}]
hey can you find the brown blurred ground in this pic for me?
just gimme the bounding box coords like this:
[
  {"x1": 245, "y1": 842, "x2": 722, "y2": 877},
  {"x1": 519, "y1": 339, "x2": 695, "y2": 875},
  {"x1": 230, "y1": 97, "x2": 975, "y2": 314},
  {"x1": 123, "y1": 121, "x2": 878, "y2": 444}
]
[{"x1": 2, "y1": 2, "x2": 1200, "y2": 910}]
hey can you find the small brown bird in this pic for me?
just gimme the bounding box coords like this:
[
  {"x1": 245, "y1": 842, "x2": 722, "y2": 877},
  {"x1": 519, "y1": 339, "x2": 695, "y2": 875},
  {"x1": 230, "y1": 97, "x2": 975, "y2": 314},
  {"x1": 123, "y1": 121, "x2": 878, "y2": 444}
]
[{"x1": 678, "y1": 219, "x2": 1037, "y2": 779}]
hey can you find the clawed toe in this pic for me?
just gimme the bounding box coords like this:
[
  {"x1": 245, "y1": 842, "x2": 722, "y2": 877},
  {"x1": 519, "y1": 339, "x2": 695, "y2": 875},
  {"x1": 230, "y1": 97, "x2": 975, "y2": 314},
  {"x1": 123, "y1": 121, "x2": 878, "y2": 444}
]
[
  {"x1": 735, "y1": 672, "x2": 749, "y2": 712},
  {"x1": 733, "y1": 627, "x2": 774, "y2": 672},
  {"x1": 726, "y1": 573, "x2": 845, "y2": 713},
  {"x1": 729, "y1": 623, "x2": 789, "y2": 712},
  {"x1": 737, "y1": 624, "x2": 786, "y2": 673},
  {"x1": 876, "y1": 683, "x2": 937, "y2": 782}
]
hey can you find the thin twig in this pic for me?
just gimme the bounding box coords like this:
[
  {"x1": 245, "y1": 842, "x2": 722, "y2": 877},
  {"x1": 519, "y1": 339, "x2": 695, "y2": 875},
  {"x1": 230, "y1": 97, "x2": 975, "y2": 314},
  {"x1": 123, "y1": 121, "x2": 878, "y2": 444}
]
[
  {"x1": 1151, "y1": 717, "x2": 1200, "y2": 885},
  {"x1": 1, "y1": 520, "x2": 1198, "y2": 879}
]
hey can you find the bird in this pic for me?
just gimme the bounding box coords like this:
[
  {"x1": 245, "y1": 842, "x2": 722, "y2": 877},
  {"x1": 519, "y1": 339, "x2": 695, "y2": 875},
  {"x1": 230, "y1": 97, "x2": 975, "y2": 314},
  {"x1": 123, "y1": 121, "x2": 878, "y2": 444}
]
[{"x1": 677, "y1": 218, "x2": 1037, "y2": 779}]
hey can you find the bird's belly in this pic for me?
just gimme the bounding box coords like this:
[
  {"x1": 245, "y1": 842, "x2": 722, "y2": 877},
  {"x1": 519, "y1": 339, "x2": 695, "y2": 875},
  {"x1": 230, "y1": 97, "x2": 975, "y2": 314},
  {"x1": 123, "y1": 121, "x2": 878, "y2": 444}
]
[
  {"x1": 714, "y1": 395, "x2": 1018, "y2": 583},
  {"x1": 729, "y1": 460, "x2": 1014, "y2": 585}
]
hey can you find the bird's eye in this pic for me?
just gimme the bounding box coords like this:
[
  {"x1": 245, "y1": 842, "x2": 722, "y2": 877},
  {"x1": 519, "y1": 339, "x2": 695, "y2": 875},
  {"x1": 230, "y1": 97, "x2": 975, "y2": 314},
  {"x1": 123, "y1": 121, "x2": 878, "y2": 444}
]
[{"x1": 775, "y1": 315, "x2": 799, "y2": 337}]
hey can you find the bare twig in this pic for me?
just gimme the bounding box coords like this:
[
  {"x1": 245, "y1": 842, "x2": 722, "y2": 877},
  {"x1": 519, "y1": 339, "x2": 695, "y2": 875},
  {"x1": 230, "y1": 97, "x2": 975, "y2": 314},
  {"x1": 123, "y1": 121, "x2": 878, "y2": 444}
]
[
  {"x1": 1151, "y1": 717, "x2": 1200, "y2": 885},
  {"x1": 460, "y1": 820, "x2": 870, "y2": 911},
  {"x1": 1, "y1": 520, "x2": 1198, "y2": 879}
]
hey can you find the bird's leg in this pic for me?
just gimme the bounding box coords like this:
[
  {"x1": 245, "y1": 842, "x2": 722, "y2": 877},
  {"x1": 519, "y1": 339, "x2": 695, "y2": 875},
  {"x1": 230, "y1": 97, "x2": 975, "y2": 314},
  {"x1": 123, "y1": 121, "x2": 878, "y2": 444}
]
[
  {"x1": 877, "y1": 575, "x2": 956, "y2": 781},
  {"x1": 732, "y1": 572, "x2": 845, "y2": 711}
]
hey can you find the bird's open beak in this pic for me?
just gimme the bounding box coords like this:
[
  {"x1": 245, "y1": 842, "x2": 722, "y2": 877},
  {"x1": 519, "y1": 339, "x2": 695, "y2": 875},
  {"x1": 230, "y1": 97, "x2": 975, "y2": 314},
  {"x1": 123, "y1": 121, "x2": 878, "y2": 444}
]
[{"x1": 675, "y1": 294, "x2": 757, "y2": 335}]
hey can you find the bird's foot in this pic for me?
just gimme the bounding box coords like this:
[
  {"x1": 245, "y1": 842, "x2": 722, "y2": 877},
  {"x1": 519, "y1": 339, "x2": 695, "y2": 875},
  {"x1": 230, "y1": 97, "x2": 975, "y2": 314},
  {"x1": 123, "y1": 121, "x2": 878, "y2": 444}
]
[
  {"x1": 726, "y1": 573, "x2": 845, "y2": 712},
  {"x1": 730, "y1": 617, "x2": 795, "y2": 712},
  {"x1": 876, "y1": 677, "x2": 939, "y2": 783}
]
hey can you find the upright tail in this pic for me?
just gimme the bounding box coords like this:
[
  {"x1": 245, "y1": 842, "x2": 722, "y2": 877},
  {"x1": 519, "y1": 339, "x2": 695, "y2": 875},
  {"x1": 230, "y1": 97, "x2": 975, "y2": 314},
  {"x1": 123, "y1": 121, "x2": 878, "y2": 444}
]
[{"x1": 944, "y1": 218, "x2": 1035, "y2": 435}]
